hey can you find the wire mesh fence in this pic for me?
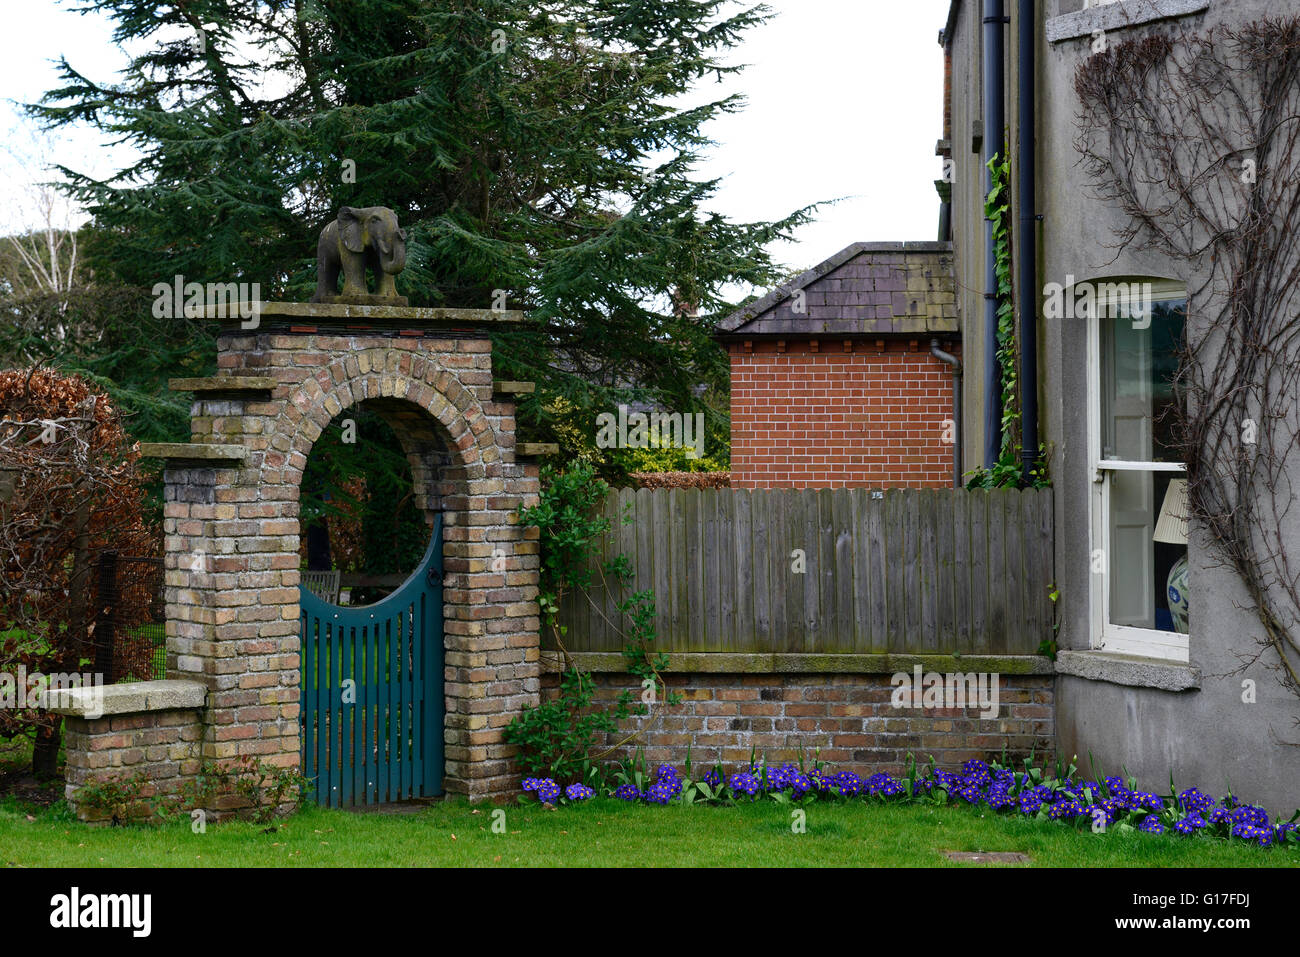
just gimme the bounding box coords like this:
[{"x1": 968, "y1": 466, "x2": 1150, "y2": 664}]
[{"x1": 91, "y1": 552, "x2": 166, "y2": 682}]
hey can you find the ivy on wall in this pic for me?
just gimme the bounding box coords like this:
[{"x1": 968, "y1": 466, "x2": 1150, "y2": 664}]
[
  {"x1": 505, "y1": 462, "x2": 677, "y2": 785},
  {"x1": 968, "y1": 150, "x2": 1048, "y2": 490},
  {"x1": 986, "y1": 149, "x2": 1020, "y2": 456}
]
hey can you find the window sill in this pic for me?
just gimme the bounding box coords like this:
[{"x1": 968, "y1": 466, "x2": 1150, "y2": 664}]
[
  {"x1": 1055, "y1": 649, "x2": 1200, "y2": 691},
  {"x1": 1047, "y1": 0, "x2": 1210, "y2": 44}
]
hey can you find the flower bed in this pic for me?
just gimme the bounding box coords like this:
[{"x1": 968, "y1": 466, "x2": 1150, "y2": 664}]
[{"x1": 519, "y1": 755, "x2": 1300, "y2": 850}]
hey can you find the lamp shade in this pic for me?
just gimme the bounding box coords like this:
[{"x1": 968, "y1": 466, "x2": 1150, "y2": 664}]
[{"x1": 1153, "y1": 478, "x2": 1189, "y2": 544}]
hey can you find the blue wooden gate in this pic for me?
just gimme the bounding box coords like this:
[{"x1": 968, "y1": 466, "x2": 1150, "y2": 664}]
[{"x1": 300, "y1": 516, "x2": 444, "y2": 807}]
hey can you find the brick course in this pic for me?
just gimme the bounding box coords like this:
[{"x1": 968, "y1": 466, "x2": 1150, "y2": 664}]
[{"x1": 541, "y1": 669, "x2": 1053, "y2": 773}]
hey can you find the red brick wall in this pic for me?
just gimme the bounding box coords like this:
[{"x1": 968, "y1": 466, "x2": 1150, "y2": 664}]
[
  {"x1": 540, "y1": 670, "x2": 1054, "y2": 774},
  {"x1": 728, "y1": 339, "x2": 959, "y2": 489},
  {"x1": 63, "y1": 709, "x2": 204, "y2": 823}
]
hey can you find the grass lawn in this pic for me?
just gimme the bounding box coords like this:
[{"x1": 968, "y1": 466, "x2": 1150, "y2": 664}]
[{"x1": 2, "y1": 796, "x2": 1296, "y2": 868}]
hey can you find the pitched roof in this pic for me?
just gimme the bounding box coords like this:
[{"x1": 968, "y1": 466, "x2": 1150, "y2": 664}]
[{"x1": 716, "y1": 241, "x2": 957, "y2": 339}]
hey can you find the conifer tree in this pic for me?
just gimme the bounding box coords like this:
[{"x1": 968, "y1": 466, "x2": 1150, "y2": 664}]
[{"x1": 33, "y1": 0, "x2": 814, "y2": 454}]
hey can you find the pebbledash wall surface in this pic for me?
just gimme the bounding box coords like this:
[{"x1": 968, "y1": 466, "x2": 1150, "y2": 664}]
[
  {"x1": 53, "y1": 302, "x2": 546, "y2": 820},
  {"x1": 941, "y1": 0, "x2": 1300, "y2": 813}
]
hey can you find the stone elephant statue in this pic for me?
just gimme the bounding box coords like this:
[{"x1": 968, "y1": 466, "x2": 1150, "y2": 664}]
[{"x1": 312, "y1": 206, "x2": 408, "y2": 302}]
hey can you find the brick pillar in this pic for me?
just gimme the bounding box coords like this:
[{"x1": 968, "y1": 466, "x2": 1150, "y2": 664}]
[
  {"x1": 440, "y1": 465, "x2": 541, "y2": 797},
  {"x1": 165, "y1": 309, "x2": 541, "y2": 810},
  {"x1": 163, "y1": 461, "x2": 302, "y2": 817}
]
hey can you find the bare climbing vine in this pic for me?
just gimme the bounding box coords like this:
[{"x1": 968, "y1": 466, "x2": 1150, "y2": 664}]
[{"x1": 1075, "y1": 19, "x2": 1300, "y2": 722}]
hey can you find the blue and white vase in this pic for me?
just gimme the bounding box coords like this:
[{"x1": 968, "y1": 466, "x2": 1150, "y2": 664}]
[{"x1": 1167, "y1": 553, "x2": 1190, "y2": 634}]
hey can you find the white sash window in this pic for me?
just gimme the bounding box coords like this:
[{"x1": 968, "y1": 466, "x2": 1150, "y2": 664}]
[{"x1": 1086, "y1": 280, "x2": 1189, "y2": 662}]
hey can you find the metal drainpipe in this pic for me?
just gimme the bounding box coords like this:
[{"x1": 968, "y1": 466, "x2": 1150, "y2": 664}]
[
  {"x1": 982, "y1": 0, "x2": 1007, "y2": 468},
  {"x1": 932, "y1": 339, "x2": 963, "y2": 488},
  {"x1": 936, "y1": 179, "x2": 952, "y2": 242},
  {"x1": 1017, "y1": 0, "x2": 1040, "y2": 480}
]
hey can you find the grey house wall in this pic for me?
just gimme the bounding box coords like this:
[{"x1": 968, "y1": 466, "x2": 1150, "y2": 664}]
[
  {"x1": 947, "y1": 0, "x2": 1300, "y2": 812},
  {"x1": 944, "y1": 0, "x2": 988, "y2": 478}
]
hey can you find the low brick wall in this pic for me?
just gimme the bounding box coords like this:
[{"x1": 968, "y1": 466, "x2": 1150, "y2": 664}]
[
  {"x1": 540, "y1": 654, "x2": 1055, "y2": 774},
  {"x1": 63, "y1": 711, "x2": 204, "y2": 823},
  {"x1": 50, "y1": 680, "x2": 206, "y2": 823}
]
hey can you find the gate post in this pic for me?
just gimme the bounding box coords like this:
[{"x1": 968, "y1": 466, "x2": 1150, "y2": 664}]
[{"x1": 160, "y1": 445, "x2": 302, "y2": 819}]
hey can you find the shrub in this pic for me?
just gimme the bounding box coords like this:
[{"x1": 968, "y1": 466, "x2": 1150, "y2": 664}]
[
  {"x1": 0, "y1": 368, "x2": 157, "y2": 773},
  {"x1": 630, "y1": 470, "x2": 730, "y2": 489}
]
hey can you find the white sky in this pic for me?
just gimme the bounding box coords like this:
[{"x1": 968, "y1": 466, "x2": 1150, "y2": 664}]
[{"x1": 0, "y1": 0, "x2": 950, "y2": 281}]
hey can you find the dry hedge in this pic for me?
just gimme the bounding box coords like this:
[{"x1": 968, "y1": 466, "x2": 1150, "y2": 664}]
[{"x1": 629, "y1": 471, "x2": 730, "y2": 490}]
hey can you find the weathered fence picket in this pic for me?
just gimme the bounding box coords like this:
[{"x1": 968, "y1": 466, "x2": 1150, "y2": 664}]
[{"x1": 554, "y1": 487, "x2": 1054, "y2": 656}]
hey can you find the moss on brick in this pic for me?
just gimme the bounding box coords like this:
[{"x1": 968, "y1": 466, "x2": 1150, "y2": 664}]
[{"x1": 546, "y1": 651, "x2": 1054, "y2": 675}]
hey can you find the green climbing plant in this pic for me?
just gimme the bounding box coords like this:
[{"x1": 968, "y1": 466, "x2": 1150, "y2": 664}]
[
  {"x1": 986, "y1": 149, "x2": 1019, "y2": 454},
  {"x1": 505, "y1": 462, "x2": 677, "y2": 785},
  {"x1": 966, "y1": 149, "x2": 1050, "y2": 490}
]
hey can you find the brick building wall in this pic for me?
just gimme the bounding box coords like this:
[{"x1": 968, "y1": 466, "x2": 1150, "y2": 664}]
[
  {"x1": 541, "y1": 667, "x2": 1054, "y2": 774},
  {"x1": 728, "y1": 339, "x2": 959, "y2": 489}
]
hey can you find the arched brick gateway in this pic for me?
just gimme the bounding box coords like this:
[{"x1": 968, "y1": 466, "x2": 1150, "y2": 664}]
[{"x1": 60, "y1": 304, "x2": 547, "y2": 818}]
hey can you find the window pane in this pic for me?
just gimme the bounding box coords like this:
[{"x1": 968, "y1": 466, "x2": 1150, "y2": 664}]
[
  {"x1": 1101, "y1": 298, "x2": 1185, "y2": 462},
  {"x1": 1109, "y1": 469, "x2": 1187, "y2": 632}
]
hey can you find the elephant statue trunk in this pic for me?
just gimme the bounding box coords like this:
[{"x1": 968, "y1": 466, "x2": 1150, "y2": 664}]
[
  {"x1": 312, "y1": 205, "x2": 408, "y2": 304},
  {"x1": 380, "y1": 236, "x2": 406, "y2": 275}
]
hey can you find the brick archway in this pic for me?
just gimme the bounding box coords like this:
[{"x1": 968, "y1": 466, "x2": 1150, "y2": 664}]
[
  {"x1": 271, "y1": 352, "x2": 491, "y2": 546},
  {"x1": 160, "y1": 318, "x2": 542, "y2": 811}
]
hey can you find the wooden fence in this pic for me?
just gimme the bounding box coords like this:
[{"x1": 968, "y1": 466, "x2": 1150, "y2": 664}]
[{"x1": 555, "y1": 487, "x2": 1054, "y2": 656}]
